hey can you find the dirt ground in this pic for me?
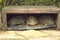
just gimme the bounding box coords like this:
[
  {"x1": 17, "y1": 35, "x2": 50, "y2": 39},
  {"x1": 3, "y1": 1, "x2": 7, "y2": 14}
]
[{"x1": 0, "y1": 30, "x2": 60, "y2": 40}]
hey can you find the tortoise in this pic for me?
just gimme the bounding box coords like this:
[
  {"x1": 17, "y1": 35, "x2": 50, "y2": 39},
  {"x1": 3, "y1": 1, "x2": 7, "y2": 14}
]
[
  {"x1": 39, "y1": 15, "x2": 55, "y2": 26},
  {"x1": 26, "y1": 16, "x2": 38, "y2": 26},
  {"x1": 8, "y1": 16, "x2": 25, "y2": 27}
]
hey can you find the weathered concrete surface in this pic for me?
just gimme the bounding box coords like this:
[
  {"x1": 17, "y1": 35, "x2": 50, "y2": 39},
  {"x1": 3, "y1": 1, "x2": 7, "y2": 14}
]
[
  {"x1": 0, "y1": 12, "x2": 3, "y2": 29},
  {"x1": 2, "y1": 6, "x2": 60, "y2": 13},
  {"x1": 0, "y1": 30, "x2": 60, "y2": 40}
]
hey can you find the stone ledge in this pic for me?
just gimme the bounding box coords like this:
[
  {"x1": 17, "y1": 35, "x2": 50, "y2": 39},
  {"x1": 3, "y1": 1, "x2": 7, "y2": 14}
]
[{"x1": 2, "y1": 6, "x2": 60, "y2": 13}]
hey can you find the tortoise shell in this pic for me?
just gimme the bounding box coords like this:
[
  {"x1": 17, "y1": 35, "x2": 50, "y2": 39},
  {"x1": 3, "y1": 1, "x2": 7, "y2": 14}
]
[
  {"x1": 26, "y1": 16, "x2": 38, "y2": 26},
  {"x1": 8, "y1": 16, "x2": 25, "y2": 26},
  {"x1": 39, "y1": 15, "x2": 55, "y2": 26}
]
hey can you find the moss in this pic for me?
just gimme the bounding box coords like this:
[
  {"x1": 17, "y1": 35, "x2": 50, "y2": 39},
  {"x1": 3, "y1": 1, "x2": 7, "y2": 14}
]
[{"x1": 0, "y1": 0, "x2": 2, "y2": 10}]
